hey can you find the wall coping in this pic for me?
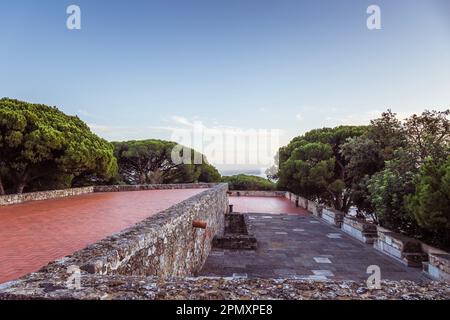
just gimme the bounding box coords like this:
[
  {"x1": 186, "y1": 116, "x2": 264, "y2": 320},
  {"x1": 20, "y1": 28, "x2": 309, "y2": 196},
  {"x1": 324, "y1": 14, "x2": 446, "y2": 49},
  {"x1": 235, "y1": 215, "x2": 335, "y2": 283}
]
[{"x1": 0, "y1": 187, "x2": 94, "y2": 206}]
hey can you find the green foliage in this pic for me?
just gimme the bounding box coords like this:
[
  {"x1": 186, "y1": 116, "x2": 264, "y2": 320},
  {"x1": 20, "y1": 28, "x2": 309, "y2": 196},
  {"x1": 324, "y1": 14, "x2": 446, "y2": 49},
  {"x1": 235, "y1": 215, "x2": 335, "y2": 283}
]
[
  {"x1": 362, "y1": 110, "x2": 449, "y2": 249},
  {"x1": 0, "y1": 98, "x2": 117, "y2": 194},
  {"x1": 277, "y1": 126, "x2": 366, "y2": 212},
  {"x1": 406, "y1": 157, "x2": 450, "y2": 249},
  {"x1": 113, "y1": 139, "x2": 221, "y2": 184},
  {"x1": 367, "y1": 151, "x2": 419, "y2": 234},
  {"x1": 221, "y1": 174, "x2": 276, "y2": 191}
]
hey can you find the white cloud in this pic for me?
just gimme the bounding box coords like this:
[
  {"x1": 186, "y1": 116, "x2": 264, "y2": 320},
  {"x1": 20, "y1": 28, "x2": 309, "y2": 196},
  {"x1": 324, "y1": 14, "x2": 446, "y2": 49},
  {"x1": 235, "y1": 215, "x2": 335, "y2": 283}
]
[{"x1": 296, "y1": 113, "x2": 304, "y2": 121}]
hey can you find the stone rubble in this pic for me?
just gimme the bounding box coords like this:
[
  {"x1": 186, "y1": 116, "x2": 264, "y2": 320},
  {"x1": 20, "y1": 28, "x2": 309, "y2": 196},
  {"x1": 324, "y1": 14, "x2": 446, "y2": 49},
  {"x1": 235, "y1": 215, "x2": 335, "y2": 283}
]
[{"x1": 0, "y1": 273, "x2": 448, "y2": 300}]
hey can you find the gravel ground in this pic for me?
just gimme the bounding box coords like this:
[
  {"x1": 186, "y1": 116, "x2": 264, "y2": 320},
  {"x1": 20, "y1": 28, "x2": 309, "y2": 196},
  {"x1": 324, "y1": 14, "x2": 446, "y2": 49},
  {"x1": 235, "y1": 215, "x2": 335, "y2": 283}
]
[{"x1": 0, "y1": 273, "x2": 448, "y2": 300}]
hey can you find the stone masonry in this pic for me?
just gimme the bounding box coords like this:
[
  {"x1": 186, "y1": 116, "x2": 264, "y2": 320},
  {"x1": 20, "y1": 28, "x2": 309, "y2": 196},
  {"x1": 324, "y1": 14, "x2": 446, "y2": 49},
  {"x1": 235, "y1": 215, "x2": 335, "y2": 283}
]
[{"x1": 0, "y1": 183, "x2": 228, "y2": 297}]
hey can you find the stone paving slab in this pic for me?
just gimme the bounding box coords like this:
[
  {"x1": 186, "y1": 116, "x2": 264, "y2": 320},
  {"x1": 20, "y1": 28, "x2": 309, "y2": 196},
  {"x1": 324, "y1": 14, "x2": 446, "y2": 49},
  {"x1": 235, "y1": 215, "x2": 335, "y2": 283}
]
[{"x1": 200, "y1": 213, "x2": 429, "y2": 282}]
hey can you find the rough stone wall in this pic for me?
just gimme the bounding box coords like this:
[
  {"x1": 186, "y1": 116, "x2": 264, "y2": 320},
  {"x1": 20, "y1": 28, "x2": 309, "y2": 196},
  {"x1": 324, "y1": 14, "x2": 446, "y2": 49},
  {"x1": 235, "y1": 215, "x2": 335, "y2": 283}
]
[
  {"x1": 1, "y1": 183, "x2": 228, "y2": 289},
  {"x1": 36, "y1": 183, "x2": 228, "y2": 278},
  {"x1": 321, "y1": 208, "x2": 344, "y2": 228},
  {"x1": 0, "y1": 187, "x2": 94, "y2": 206},
  {"x1": 374, "y1": 230, "x2": 427, "y2": 267}
]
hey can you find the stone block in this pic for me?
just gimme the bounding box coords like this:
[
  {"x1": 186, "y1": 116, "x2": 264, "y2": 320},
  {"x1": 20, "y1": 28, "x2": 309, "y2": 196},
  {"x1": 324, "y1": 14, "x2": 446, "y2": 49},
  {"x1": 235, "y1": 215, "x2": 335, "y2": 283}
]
[
  {"x1": 374, "y1": 230, "x2": 427, "y2": 268},
  {"x1": 342, "y1": 217, "x2": 377, "y2": 244},
  {"x1": 321, "y1": 208, "x2": 344, "y2": 228}
]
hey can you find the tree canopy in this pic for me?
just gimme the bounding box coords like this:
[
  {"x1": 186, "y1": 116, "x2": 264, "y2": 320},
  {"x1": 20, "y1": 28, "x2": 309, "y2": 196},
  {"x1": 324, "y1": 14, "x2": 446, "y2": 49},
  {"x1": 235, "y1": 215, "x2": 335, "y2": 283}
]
[
  {"x1": 406, "y1": 156, "x2": 450, "y2": 247},
  {"x1": 221, "y1": 174, "x2": 276, "y2": 191},
  {"x1": 113, "y1": 139, "x2": 221, "y2": 184},
  {"x1": 277, "y1": 126, "x2": 367, "y2": 212},
  {"x1": 275, "y1": 110, "x2": 449, "y2": 249},
  {"x1": 0, "y1": 98, "x2": 117, "y2": 194}
]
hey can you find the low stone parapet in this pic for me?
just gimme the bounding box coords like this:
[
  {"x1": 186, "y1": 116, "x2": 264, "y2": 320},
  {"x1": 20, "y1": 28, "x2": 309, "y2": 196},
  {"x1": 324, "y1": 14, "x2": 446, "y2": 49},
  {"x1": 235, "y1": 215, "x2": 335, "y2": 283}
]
[
  {"x1": 0, "y1": 187, "x2": 94, "y2": 206},
  {"x1": 94, "y1": 183, "x2": 216, "y2": 193},
  {"x1": 320, "y1": 208, "x2": 344, "y2": 228},
  {"x1": 374, "y1": 229, "x2": 427, "y2": 267},
  {"x1": 0, "y1": 184, "x2": 218, "y2": 207},
  {"x1": 308, "y1": 201, "x2": 323, "y2": 217},
  {"x1": 423, "y1": 253, "x2": 450, "y2": 282},
  {"x1": 284, "y1": 192, "x2": 310, "y2": 210},
  {"x1": 342, "y1": 217, "x2": 377, "y2": 244}
]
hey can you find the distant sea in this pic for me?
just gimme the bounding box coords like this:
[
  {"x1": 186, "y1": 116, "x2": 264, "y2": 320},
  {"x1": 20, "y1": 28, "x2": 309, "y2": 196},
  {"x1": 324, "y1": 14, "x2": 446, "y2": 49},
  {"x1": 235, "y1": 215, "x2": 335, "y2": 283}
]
[{"x1": 220, "y1": 169, "x2": 267, "y2": 179}]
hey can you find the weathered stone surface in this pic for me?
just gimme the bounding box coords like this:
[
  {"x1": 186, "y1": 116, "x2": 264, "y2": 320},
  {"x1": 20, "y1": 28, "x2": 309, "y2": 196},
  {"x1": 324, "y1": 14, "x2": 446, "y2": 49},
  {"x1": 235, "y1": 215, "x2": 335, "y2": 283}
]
[
  {"x1": 342, "y1": 217, "x2": 377, "y2": 244},
  {"x1": 308, "y1": 202, "x2": 323, "y2": 217},
  {"x1": 284, "y1": 192, "x2": 309, "y2": 210},
  {"x1": 0, "y1": 273, "x2": 448, "y2": 300},
  {"x1": 6, "y1": 184, "x2": 228, "y2": 283},
  {"x1": 0, "y1": 187, "x2": 94, "y2": 206},
  {"x1": 213, "y1": 235, "x2": 257, "y2": 250},
  {"x1": 201, "y1": 213, "x2": 428, "y2": 282},
  {"x1": 213, "y1": 213, "x2": 257, "y2": 250},
  {"x1": 374, "y1": 230, "x2": 427, "y2": 268},
  {"x1": 429, "y1": 254, "x2": 450, "y2": 274},
  {"x1": 321, "y1": 208, "x2": 344, "y2": 228}
]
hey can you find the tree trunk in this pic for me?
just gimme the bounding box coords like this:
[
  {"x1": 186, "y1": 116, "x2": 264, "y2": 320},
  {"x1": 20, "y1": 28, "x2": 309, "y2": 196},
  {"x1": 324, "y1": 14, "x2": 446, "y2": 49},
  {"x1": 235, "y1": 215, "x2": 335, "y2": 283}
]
[
  {"x1": 16, "y1": 182, "x2": 26, "y2": 194},
  {"x1": 0, "y1": 175, "x2": 5, "y2": 195},
  {"x1": 15, "y1": 170, "x2": 29, "y2": 194}
]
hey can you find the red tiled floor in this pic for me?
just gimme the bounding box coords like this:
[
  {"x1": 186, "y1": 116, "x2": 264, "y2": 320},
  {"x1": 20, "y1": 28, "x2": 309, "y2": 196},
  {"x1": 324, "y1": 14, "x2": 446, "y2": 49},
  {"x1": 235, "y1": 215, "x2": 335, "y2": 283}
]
[
  {"x1": 229, "y1": 196, "x2": 309, "y2": 215},
  {"x1": 0, "y1": 189, "x2": 205, "y2": 284}
]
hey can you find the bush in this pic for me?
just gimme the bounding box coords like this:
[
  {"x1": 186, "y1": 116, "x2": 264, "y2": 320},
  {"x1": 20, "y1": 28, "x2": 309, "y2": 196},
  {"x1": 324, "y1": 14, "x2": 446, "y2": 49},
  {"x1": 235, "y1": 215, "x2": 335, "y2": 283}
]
[{"x1": 221, "y1": 174, "x2": 276, "y2": 191}]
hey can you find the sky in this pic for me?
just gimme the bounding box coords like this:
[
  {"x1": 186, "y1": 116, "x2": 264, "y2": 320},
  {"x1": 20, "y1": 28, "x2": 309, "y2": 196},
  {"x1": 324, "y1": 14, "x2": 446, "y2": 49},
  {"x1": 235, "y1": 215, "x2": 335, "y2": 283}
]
[{"x1": 1, "y1": 0, "x2": 449, "y2": 173}]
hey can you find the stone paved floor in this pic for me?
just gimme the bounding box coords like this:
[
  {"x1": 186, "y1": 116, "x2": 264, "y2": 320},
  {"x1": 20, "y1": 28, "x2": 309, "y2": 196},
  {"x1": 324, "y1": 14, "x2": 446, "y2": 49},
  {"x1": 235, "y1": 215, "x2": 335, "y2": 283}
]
[
  {"x1": 0, "y1": 189, "x2": 205, "y2": 284},
  {"x1": 200, "y1": 213, "x2": 429, "y2": 282}
]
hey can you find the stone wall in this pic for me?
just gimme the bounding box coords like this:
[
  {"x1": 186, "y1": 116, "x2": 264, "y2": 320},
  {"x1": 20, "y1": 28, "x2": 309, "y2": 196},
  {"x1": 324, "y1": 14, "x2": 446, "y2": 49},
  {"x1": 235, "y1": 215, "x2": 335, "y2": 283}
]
[
  {"x1": 320, "y1": 208, "x2": 344, "y2": 228},
  {"x1": 0, "y1": 183, "x2": 228, "y2": 294},
  {"x1": 0, "y1": 187, "x2": 94, "y2": 206},
  {"x1": 0, "y1": 183, "x2": 217, "y2": 207},
  {"x1": 94, "y1": 183, "x2": 217, "y2": 193},
  {"x1": 423, "y1": 254, "x2": 450, "y2": 282},
  {"x1": 341, "y1": 217, "x2": 377, "y2": 244},
  {"x1": 374, "y1": 229, "x2": 427, "y2": 267},
  {"x1": 37, "y1": 183, "x2": 228, "y2": 278}
]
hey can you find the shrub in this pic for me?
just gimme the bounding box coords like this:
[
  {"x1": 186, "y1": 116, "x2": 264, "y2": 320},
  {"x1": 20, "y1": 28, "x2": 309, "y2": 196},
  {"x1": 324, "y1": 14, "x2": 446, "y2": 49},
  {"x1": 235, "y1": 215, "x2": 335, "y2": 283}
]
[{"x1": 221, "y1": 174, "x2": 276, "y2": 191}]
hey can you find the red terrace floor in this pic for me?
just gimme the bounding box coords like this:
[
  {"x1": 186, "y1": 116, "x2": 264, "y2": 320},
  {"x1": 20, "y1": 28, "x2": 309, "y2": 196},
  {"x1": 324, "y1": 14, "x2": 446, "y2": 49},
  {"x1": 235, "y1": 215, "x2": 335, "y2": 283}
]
[
  {"x1": 229, "y1": 196, "x2": 309, "y2": 215},
  {"x1": 0, "y1": 189, "x2": 205, "y2": 284}
]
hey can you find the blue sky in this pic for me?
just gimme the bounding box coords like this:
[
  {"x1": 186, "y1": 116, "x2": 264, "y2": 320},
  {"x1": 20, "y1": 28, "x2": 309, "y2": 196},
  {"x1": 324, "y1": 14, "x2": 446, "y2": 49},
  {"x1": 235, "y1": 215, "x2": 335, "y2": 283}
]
[{"x1": 1, "y1": 0, "x2": 449, "y2": 171}]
